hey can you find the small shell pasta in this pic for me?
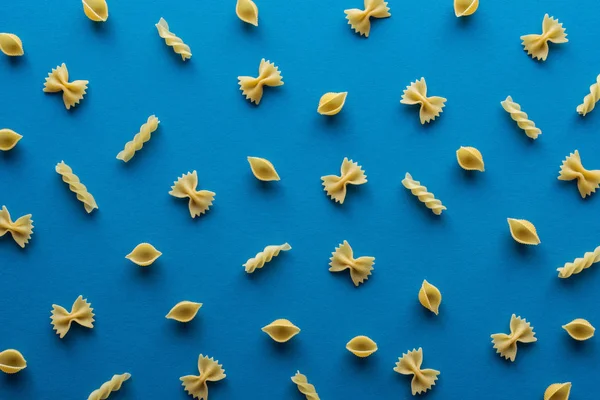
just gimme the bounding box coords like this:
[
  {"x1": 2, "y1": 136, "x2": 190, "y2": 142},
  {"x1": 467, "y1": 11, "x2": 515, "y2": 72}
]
[
  {"x1": 125, "y1": 243, "x2": 162, "y2": 266},
  {"x1": 247, "y1": 156, "x2": 280, "y2": 181},
  {"x1": 346, "y1": 335, "x2": 377, "y2": 358},
  {"x1": 0, "y1": 33, "x2": 24, "y2": 56},
  {"x1": 82, "y1": 0, "x2": 109, "y2": 22},
  {"x1": 562, "y1": 318, "x2": 595, "y2": 341},
  {"x1": 236, "y1": 0, "x2": 258, "y2": 26},
  {"x1": 507, "y1": 218, "x2": 540, "y2": 245},
  {"x1": 0, "y1": 129, "x2": 22, "y2": 151},
  {"x1": 166, "y1": 301, "x2": 203, "y2": 323},
  {"x1": 456, "y1": 146, "x2": 484, "y2": 171},
  {"x1": 262, "y1": 319, "x2": 300, "y2": 343},
  {"x1": 317, "y1": 92, "x2": 347, "y2": 116},
  {"x1": 544, "y1": 382, "x2": 572, "y2": 400},
  {"x1": 454, "y1": 0, "x2": 478, "y2": 17},
  {"x1": 0, "y1": 350, "x2": 26, "y2": 374},
  {"x1": 418, "y1": 280, "x2": 442, "y2": 315}
]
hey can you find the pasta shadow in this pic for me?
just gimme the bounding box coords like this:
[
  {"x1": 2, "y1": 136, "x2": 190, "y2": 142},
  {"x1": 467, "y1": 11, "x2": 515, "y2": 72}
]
[
  {"x1": 504, "y1": 235, "x2": 536, "y2": 259},
  {"x1": 563, "y1": 333, "x2": 595, "y2": 354},
  {"x1": 2, "y1": 366, "x2": 30, "y2": 386},
  {"x1": 263, "y1": 336, "x2": 301, "y2": 357},
  {"x1": 0, "y1": 143, "x2": 23, "y2": 162}
]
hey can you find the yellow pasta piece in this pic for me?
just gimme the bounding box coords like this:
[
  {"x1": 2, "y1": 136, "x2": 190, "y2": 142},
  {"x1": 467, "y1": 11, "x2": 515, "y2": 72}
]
[
  {"x1": 500, "y1": 96, "x2": 541, "y2": 139},
  {"x1": 155, "y1": 18, "x2": 192, "y2": 61},
  {"x1": 262, "y1": 318, "x2": 300, "y2": 343},
  {"x1": 0, "y1": 33, "x2": 24, "y2": 56},
  {"x1": 344, "y1": 0, "x2": 390, "y2": 37},
  {"x1": 82, "y1": 0, "x2": 108, "y2": 22},
  {"x1": 291, "y1": 371, "x2": 320, "y2": 400},
  {"x1": 321, "y1": 157, "x2": 367, "y2": 204},
  {"x1": 56, "y1": 161, "x2": 98, "y2": 213},
  {"x1": 521, "y1": 14, "x2": 567, "y2": 61},
  {"x1": 0, "y1": 129, "x2": 22, "y2": 151},
  {"x1": 400, "y1": 78, "x2": 446, "y2": 124},
  {"x1": 116, "y1": 115, "x2": 160, "y2": 162},
  {"x1": 238, "y1": 59, "x2": 283, "y2": 105},
  {"x1": 87, "y1": 373, "x2": 131, "y2": 400},
  {"x1": 557, "y1": 246, "x2": 600, "y2": 278},
  {"x1": 169, "y1": 171, "x2": 215, "y2": 218},
  {"x1": 454, "y1": 0, "x2": 478, "y2": 17},
  {"x1": 558, "y1": 150, "x2": 600, "y2": 198},
  {"x1": 126, "y1": 243, "x2": 162, "y2": 266},
  {"x1": 180, "y1": 354, "x2": 226, "y2": 400},
  {"x1": 562, "y1": 318, "x2": 595, "y2": 341},
  {"x1": 0, "y1": 206, "x2": 33, "y2": 248},
  {"x1": 43, "y1": 64, "x2": 88, "y2": 110},
  {"x1": 456, "y1": 146, "x2": 484, "y2": 171},
  {"x1": 247, "y1": 156, "x2": 280, "y2": 181},
  {"x1": 507, "y1": 218, "x2": 540, "y2": 245},
  {"x1": 491, "y1": 314, "x2": 536, "y2": 361},
  {"x1": 346, "y1": 335, "x2": 378, "y2": 358},
  {"x1": 236, "y1": 0, "x2": 258, "y2": 26},
  {"x1": 393, "y1": 348, "x2": 440, "y2": 395},
  {"x1": 317, "y1": 92, "x2": 348, "y2": 116},
  {"x1": 166, "y1": 301, "x2": 203, "y2": 323},
  {"x1": 402, "y1": 172, "x2": 446, "y2": 215},
  {"x1": 329, "y1": 240, "x2": 374, "y2": 286},
  {"x1": 51, "y1": 295, "x2": 95, "y2": 338},
  {"x1": 544, "y1": 382, "x2": 572, "y2": 400},
  {"x1": 418, "y1": 280, "x2": 442, "y2": 315},
  {"x1": 0, "y1": 349, "x2": 26, "y2": 374},
  {"x1": 243, "y1": 243, "x2": 291, "y2": 273},
  {"x1": 577, "y1": 75, "x2": 600, "y2": 116}
]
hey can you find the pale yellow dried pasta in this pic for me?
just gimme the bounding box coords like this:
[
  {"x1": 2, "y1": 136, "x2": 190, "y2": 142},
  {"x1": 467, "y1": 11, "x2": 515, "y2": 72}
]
[
  {"x1": 0, "y1": 129, "x2": 22, "y2": 151},
  {"x1": 400, "y1": 78, "x2": 446, "y2": 124},
  {"x1": 0, "y1": 33, "x2": 24, "y2": 56},
  {"x1": 116, "y1": 115, "x2": 160, "y2": 162},
  {"x1": 51, "y1": 295, "x2": 94, "y2": 338},
  {"x1": 166, "y1": 301, "x2": 203, "y2": 323},
  {"x1": 346, "y1": 335, "x2": 377, "y2": 358},
  {"x1": 521, "y1": 14, "x2": 567, "y2": 61},
  {"x1": 291, "y1": 371, "x2": 320, "y2": 400},
  {"x1": 344, "y1": 0, "x2": 390, "y2": 37},
  {"x1": 243, "y1": 243, "x2": 291, "y2": 273},
  {"x1": 0, "y1": 206, "x2": 33, "y2": 248},
  {"x1": 562, "y1": 318, "x2": 595, "y2": 341},
  {"x1": 169, "y1": 171, "x2": 215, "y2": 218},
  {"x1": 456, "y1": 146, "x2": 484, "y2": 171},
  {"x1": 56, "y1": 161, "x2": 98, "y2": 213},
  {"x1": 418, "y1": 280, "x2": 442, "y2": 315},
  {"x1": 558, "y1": 150, "x2": 600, "y2": 198},
  {"x1": 501, "y1": 96, "x2": 541, "y2": 139},
  {"x1": 180, "y1": 354, "x2": 226, "y2": 400},
  {"x1": 329, "y1": 240, "x2": 374, "y2": 286},
  {"x1": 236, "y1": 0, "x2": 258, "y2": 26},
  {"x1": 238, "y1": 59, "x2": 283, "y2": 105},
  {"x1": 454, "y1": 0, "x2": 478, "y2": 17},
  {"x1": 82, "y1": 0, "x2": 108, "y2": 22},
  {"x1": 43, "y1": 63, "x2": 89, "y2": 110},
  {"x1": 318, "y1": 92, "x2": 348, "y2": 115},
  {"x1": 577, "y1": 75, "x2": 600, "y2": 116},
  {"x1": 156, "y1": 18, "x2": 191, "y2": 61},
  {"x1": 0, "y1": 350, "x2": 26, "y2": 374},
  {"x1": 87, "y1": 373, "x2": 131, "y2": 400},
  {"x1": 557, "y1": 246, "x2": 600, "y2": 278},
  {"x1": 544, "y1": 382, "x2": 572, "y2": 400},
  {"x1": 402, "y1": 173, "x2": 446, "y2": 215},
  {"x1": 507, "y1": 218, "x2": 540, "y2": 245},
  {"x1": 125, "y1": 243, "x2": 162, "y2": 266},
  {"x1": 247, "y1": 156, "x2": 280, "y2": 181},
  {"x1": 394, "y1": 348, "x2": 440, "y2": 395},
  {"x1": 321, "y1": 157, "x2": 366, "y2": 204},
  {"x1": 491, "y1": 314, "x2": 536, "y2": 361},
  {"x1": 262, "y1": 318, "x2": 301, "y2": 343}
]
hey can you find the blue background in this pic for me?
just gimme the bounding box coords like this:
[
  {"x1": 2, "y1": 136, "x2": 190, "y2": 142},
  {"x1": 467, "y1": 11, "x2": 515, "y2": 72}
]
[{"x1": 1, "y1": 0, "x2": 599, "y2": 398}]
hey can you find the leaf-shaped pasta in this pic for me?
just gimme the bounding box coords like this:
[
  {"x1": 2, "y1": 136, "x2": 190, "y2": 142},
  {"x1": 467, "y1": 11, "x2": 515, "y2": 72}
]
[
  {"x1": 521, "y1": 14, "x2": 567, "y2": 61},
  {"x1": 501, "y1": 96, "x2": 541, "y2": 139},
  {"x1": 166, "y1": 301, "x2": 203, "y2": 323},
  {"x1": 247, "y1": 156, "x2": 280, "y2": 181},
  {"x1": 400, "y1": 78, "x2": 447, "y2": 124},
  {"x1": 56, "y1": 161, "x2": 98, "y2": 213},
  {"x1": 244, "y1": 243, "x2": 291, "y2": 273},
  {"x1": 291, "y1": 371, "x2": 320, "y2": 400},
  {"x1": 180, "y1": 354, "x2": 226, "y2": 400},
  {"x1": 169, "y1": 171, "x2": 215, "y2": 218},
  {"x1": 346, "y1": 335, "x2": 378, "y2": 358},
  {"x1": 557, "y1": 246, "x2": 600, "y2": 278},
  {"x1": 491, "y1": 314, "x2": 536, "y2": 361},
  {"x1": 577, "y1": 75, "x2": 600, "y2": 116},
  {"x1": 116, "y1": 115, "x2": 160, "y2": 162},
  {"x1": 0, "y1": 129, "x2": 22, "y2": 151},
  {"x1": 317, "y1": 92, "x2": 348, "y2": 116},
  {"x1": 507, "y1": 218, "x2": 540, "y2": 245},
  {"x1": 0, "y1": 33, "x2": 24, "y2": 56},
  {"x1": 456, "y1": 146, "x2": 484, "y2": 171},
  {"x1": 402, "y1": 172, "x2": 446, "y2": 215},
  {"x1": 321, "y1": 157, "x2": 367, "y2": 204},
  {"x1": 262, "y1": 318, "x2": 300, "y2": 343},
  {"x1": 454, "y1": 0, "x2": 478, "y2": 17},
  {"x1": 0, "y1": 206, "x2": 33, "y2": 248},
  {"x1": 236, "y1": 0, "x2": 258, "y2": 26},
  {"x1": 329, "y1": 240, "x2": 374, "y2": 286},
  {"x1": 82, "y1": 0, "x2": 109, "y2": 22},
  {"x1": 126, "y1": 243, "x2": 162, "y2": 266},
  {"x1": 0, "y1": 350, "x2": 26, "y2": 374},
  {"x1": 344, "y1": 0, "x2": 391, "y2": 37},
  {"x1": 51, "y1": 295, "x2": 95, "y2": 338},
  {"x1": 43, "y1": 63, "x2": 89, "y2": 109},
  {"x1": 87, "y1": 373, "x2": 131, "y2": 400},
  {"x1": 562, "y1": 318, "x2": 595, "y2": 341},
  {"x1": 544, "y1": 382, "x2": 572, "y2": 400},
  {"x1": 155, "y1": 18, "x2": 192, "y2": 61},
  {"x1": 558, "y1": 150, "x2": 600, "y2": 198},
  {"x1": 393, "y1": 348, "x2": 440, "y2": 395},
  {"x1": 238, "y1": 59, "x2": 283, "y2": 105},
  {"x1": 418, "y1": 280, "x2": 442, "y2": 315}
]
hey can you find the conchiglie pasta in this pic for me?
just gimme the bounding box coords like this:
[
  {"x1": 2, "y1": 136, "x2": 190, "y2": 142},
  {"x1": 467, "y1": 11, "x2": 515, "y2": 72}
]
[
  {"x1": 544, "y1": 382, "x2": 571, "y2": 400},
  {"x1": 262, "y1": 318, "x2": 300, "y2": 343},
  {"x1": 346, "y1": 335, "x2": 378, "y2": 357},
  {"x1": 82, "y1": 0, "x2": 109, "y2": 22},
  {"x1": 236, "y1": 0, "x2": 258, "y2": 26},
  {"x1": 0, "y1": 129, "x2": 22, "y2": 151},
  {"x1": 166, "y1": 301, "x2": 203, "y2": 323},
  {"x1": 0, "y1": 33, "x2": 24, "y2": 56},
  {"x1": 507, "y1": 218, "x2": 540, "y2": 245},
  {"x1": 126, "y1": 243, "x2": 162, "y2": 266},
  {"x1": 247, "y1": 157, "x2": 280, "y2": 181},
  {"x1": 0, "y1": 349, "x2": 26, "y2": 374},
  {"x1": 454, "y1": 0, "x2": 478, "y2": 17},
  {"x1": 456, "y1": 146, "x2": 484, "y2": 171},
  {"x1": 562, "y1": 318, "x2": 595, "y2": 341},
  {"x1": 318, "y1": 92, "x2": 348, "y2": 116},
  {"x1": 418, "y1": 280, "x2": 442, "y2": 315}
]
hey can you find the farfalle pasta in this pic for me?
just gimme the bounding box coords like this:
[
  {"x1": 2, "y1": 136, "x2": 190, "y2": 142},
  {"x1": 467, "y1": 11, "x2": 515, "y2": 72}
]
[
  {"x1": 180, "y1": 354, "x2": 226, "y2": 400},
  {"x1": 329, "y1": 240, "x2": 374, "y2": 286},
  {"x1": 318, "y1": 92, "x2": 348, "y2": 116},
  {"x1": 236, "y1": 0, "x2": 258, "y2": 26},
  {"x1": 0, "y1": 129, "x2": 22, "y2": 151},
  {"x1": 0, "y1": 33, "x2": 24, "y2": 56},
  {"x1": 491, "y1": 314, "x2": 536, "y2": 361},
  {"x1": 402, "y1": 173, "x2": 446, "y2": 215},
  {"x1": 244, "y1": 243, "x2": 291, "y2": 273},
  {"x1": 521, "y1": 14, "x2": 567, "y2": 61},
  {"x1": 393, "y1": 348, "x2": 440, "y2": 395},
  {"x1": 544, "y1": 382, "x2": 572, "y2": 400},
  {"x1": 125, "y1": 243, "x2": 162, "y2": 266},
  {"x1": 558, "y1": 150, "x2": 600, "y2": 198},
  {"x1": 577, "y1": 75, "x2": 600, "y2": 116},
  {"x1": 562, "y1": 318, "x2": 595, "y2": 341},
  {"x1": 454, "y1": 0, "x2": 478, "y2": 17},
  {"x1": 238, "y1": 59, "x2": 283, "y2": 105},
  {"x1": 344, "y1": 0, "x2": 390, "y2": 37},
  {"x1": 87, "y1": 373, "x2": 131, "y2": 400},
  {"x1": 456, "y1": 146, "x2": 484, "y2": 171},
  {"x1": 169, "y1": 171, "x2": 215, "y2": 218},
  {"x1": 400, "y1": 78, "x2": 446, "y2": 124},
  {"x1": 321, "y1": 157, "x2": 367, "y2": 204},
  {"x1": 247, "y1": 156, "x2": 280, "y2": 181},
  {"x1": 418, "y1": 280, "x2": 442, "y2": 315},
  {"x1": 51, "y1": 295, "x2": 94, "y2": 338},
  {"x1": 557, "y1": 246, "x2": 600, "y2": 278},
  {"x1": 166, "y1": 301, "x2": 203, "y2": 323},
  {"x1": 291, "y1": 371, "x2": 320, "y2": 400},
  {"x1": 262, "y1": 318, "x2": 300, "y2": 343},
  {"x1": 0, "y1": 206, "x2": 33, "y2": 248},
  {"x1": 346, "y1": 335, "x2": 378, "y2": 358},
  {"x1": 507, "y1": 218, "x2": 540, "y2": 245},
  {"x1": 43, "y1": 64, "x2": 88, "y2": 110},
  {"x1": 156, "y1": 18, "x2": 192, "y2": 61},
  {"x1": 82, "y1": 0, "x2": 108, "y2": 22},
  {"x1": 0, "y1": 350, "x2": 26, "y2": 374},
  {"x1": 116, "y1": 115, "x2": 160, "y2": 162},
  {"x1": 501, "y1": 96, "x2": 541, "y2": 139},
  {"x1": 56, "y1": 161, "x2": 98, "y2": 213}
]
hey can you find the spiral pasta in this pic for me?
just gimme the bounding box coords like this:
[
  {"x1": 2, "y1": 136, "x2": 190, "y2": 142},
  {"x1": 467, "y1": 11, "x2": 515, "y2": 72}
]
[
  {"x1": 55, "y1": 161, "x2": 98, "y2": 213},
  {"x1": 558, "y1": 150, "x2": 600, "y2": 198},
  {"x1": 500, "y1": 96, "x2": 541, "y2": 139},
  {"x1": 520, "y1": 14, "x2": 567, "y2": 61},
  {"x1": 0, "y1": 33, "x2": 24, "y2": 56},
  {"x1": 344, "y1": 0, "x2": 391, "y2": 37},
  {"x1": 402, "y1": 173, "x2": 446, "y2": 215},
  {"x1": 238, "y1": 59, "x2": 283, "y2": 105},
  {"x1": 577, "y1": 74, "x2": 600, "y2": 116},
  {"x1": 116, "y1": 115, "x2": 160, "y2": 162},
  {"x1": 87, "y1": 373, "x2": 131, "y2": 400},
  {"x1": 243, "y1": 243, "x2": 291, "y2": 273},
  {"x1": 0, "y1": 206, "x2": 33, "y2": 248},
  {"x1": 155, "y1": 18, "x2": 191, "y2": 61},
  {"x1": 291, "y1": 371, "x2": 320, "y2": 400},
  {"x1": 43, "y1": 63, "x2": 89, "y2": 110},
  {"x1": 557, "y1": 246, "x2": 600, "y2": 279}
]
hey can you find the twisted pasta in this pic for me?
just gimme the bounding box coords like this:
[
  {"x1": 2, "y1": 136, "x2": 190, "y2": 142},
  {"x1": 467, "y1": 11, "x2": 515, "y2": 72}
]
[
  {"x1": 243, "y1": 243, "x2": 291, "y2": 273},
  {"x1": 558, "y1": 150, "x2": 600, "y2": 198},
  {"x1": 402, "y1": 173, "x2": 446, "y2": 215},
  {"x1": 51, "y1": 295, "x2": 95, "y2": 338},
  {"x1": 291, "y1": 371, "x2": 320, "y2": 400},
  {"x1": 169, "y1": 171, "x2": 215, "y2": 218},
  {"x1": 329, "y1": 240, "x2": 375, "y2": 286},
  {"x1": 344, "y1": 0, "x2": 391, "y2": 37},
  {"x1": 393, "y1": 348, "x2": 440, "y2": 395},
  {"x1": 400, "y1": 78, "x2": 446, "y2": 124},
  {"x1": 55, "y1": 161, "x2": 98, "y2": 213},
  {"x1": 321, "y1": 157, "x2": 367, "y2": 204},
  {"x1": 116, "y1": 115, "x2": 160, "y2": 162},
  {"x1": 521, "y1": 14, "x2": 567, "y2": 61},
  {"x1": 180, "y1": 355, "x2": 226, "y2": 400},
  {"x1": 557, "y1": 246, "x2": 600, "y2": 279},
  {"x1": 0, "y1": 33, "x2": 24, "y2": 56},
  {"x1": 491, "y1": 314, "x2": 536, "y2": 361},
  {"x1": 43, "y1": 63, "x2": 88, "y2": 110},
  {"x1": 238, "y1": 59, "x2": 283, "y2": 105},
  {"x1": 155, "y1": 18, "x2": 191, "y2": 61},
  {"x1": 87, "y1": 373, "x2": 131, "y2": 400},
  {"x1": 82, "y1": 0, "x2": 108, "y2": 22},
  {"x1": 577, "y1": 74, "x2": 600, "y2": 116},
  {"x1": 0, "y1": 206, "x2": 33, "y2": 248},
  {"x1": 500, "y1": 96, "x2": 541, "y2": 139}
]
